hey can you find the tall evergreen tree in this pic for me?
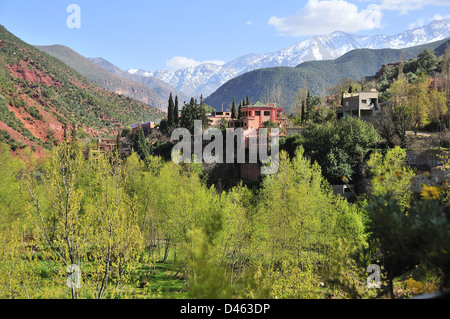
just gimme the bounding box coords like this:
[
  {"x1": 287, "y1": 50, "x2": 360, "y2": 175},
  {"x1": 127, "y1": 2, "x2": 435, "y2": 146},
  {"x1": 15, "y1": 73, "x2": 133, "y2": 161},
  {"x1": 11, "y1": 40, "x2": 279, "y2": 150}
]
[
  {"x1": 306, "y1": 91, "x2": 312, "y2": 122},
  {"x1": 231, "y1": 97, "x2": 237, "y2": 119},
  {"x1": 180, "y1": 97, "x2": 209, "y2": 132},
  {"x1": 168, "y1": 93, "x2": 175, "y2": 128},
  {"x1": 238, "y1": 102, "x2": 242, "y2": 119},
  {"x1": 174, "y1": 95, "x2": 179, "y2": 126},
  {"x1": 246, "y1": 94, "x2": 250, "y2": 106},
  {"x1": 417, "y1": 48, "x2": 438, "y2": 75},
  {"x1": 133, "y1": 126, "x2": 149, "y2": 160},
  {"x1": 301, "y1": 100, "x2": 305, "y2": 125}
]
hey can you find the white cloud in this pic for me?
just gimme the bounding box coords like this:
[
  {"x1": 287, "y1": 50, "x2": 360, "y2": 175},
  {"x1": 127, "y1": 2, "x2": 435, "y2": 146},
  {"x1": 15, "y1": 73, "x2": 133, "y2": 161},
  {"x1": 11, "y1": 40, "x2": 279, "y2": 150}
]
[
  {"x1": 379, "y1": 0, "x2": 450, "y2": 15},
  {"x1": 408, "y1": 17, "x2": 425, "y2": 29},
  {"x1": 268, "y1": 0, "x2": 382, "y2": 37},
  {"x1": 433, "y1": 14, "x2": 450, "y2": 21},
  {"x1": 166, "y1": 56, "x2": 225, "y2": 71},
  {"x1": 246, "y1": 20, "x2": 254, "y2": 25},
  {"x1": 408, "y1": 14, "x2": 450, "y2": 30}
]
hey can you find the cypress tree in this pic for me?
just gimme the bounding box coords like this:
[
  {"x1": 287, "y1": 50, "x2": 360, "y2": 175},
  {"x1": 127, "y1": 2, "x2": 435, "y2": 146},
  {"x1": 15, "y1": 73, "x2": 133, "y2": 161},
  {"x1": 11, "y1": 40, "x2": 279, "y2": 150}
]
[
  {"x1": 238, "y1": 102, "x2": 242, "y2": 119},
  {"x1": 306, "y1": 91, "x2": 312, "y2": 122},
  {"x1": 301, "y1": 100, "x2": 305, "y2": 125},
  {"x1": 174, "y1": 95, "x2": 179, "y2": 125},
  {"x1": 168, "y1": 93, "x2": 174, "y2": 127},
  {"x1": 133, "y1": 126, "x2": 148, "y2": 160},
  {"x1": 231, "y1": 97, "x2": 237, "y2": 119},
  {"x1": 246, "y1": 94, "x2": 250, "y2": 106}
]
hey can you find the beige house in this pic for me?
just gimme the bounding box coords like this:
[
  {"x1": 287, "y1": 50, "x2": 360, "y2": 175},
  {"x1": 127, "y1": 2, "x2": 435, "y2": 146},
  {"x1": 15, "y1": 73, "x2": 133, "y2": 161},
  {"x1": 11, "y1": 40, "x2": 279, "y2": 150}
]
[
  {"x1": 337, "y1": 90, "x2": 380, "y2": 119},
  {"x1": 208, "y1": 111, "x2": 232, "y2": 127}
]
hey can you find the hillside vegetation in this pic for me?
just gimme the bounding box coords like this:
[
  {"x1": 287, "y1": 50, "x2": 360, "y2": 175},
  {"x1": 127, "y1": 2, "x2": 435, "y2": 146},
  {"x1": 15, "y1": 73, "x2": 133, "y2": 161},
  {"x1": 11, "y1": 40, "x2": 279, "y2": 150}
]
[
  {"x1": 35, "y1": 45, "x2": 170, "y2": 111},
  {"x1": 0, "y1": 25, "x2": 164, "y2": 153}
]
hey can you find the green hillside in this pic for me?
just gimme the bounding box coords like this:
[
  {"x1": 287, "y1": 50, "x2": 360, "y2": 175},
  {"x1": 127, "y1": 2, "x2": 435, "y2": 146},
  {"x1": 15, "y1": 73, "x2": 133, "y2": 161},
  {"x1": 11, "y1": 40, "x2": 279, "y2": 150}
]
[
  {"x1": 35, "y1": 45, "x2": 169, "y2": 110},
  {"x1": 204, "y1": 38, "x2": 450, "y2": 111},
  {"x1": 0, "y1": 25, "x2": 164, "y2": 152}
]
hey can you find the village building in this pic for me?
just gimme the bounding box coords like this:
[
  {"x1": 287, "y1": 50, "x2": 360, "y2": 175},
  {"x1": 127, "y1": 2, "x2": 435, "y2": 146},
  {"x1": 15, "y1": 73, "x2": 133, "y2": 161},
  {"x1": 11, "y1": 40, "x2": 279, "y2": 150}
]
[
  {"x1": 228, "y1": 101, "x2": 287, "y2": 132},
  {"x1": 208, "y1": 111, "x2": 232, "y2": 127},
  {"x1": 336, "y1": 89, "x2": 380, "y2": 119},
  {"x1": 132, "y1": 121, "x2": 155, "y2": 136}
]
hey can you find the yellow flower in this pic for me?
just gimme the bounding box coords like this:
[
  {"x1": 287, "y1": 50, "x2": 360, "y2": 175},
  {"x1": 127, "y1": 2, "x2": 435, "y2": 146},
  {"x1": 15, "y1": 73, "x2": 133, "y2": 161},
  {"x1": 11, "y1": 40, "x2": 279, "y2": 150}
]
[{"x1": 420, "y1": 184, "x2": 440, "y2": 200}]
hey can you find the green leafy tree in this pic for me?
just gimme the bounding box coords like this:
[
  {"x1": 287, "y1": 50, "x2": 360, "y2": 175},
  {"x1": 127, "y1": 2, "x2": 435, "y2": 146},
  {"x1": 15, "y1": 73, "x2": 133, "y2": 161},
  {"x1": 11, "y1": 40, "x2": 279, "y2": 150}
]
[
  {"x1": 367, "y1": 146, "x2": 415, "y2": 210},
  {"x1": 0, "y1": 143, "x2": 25, "y2": 229},
  {"x1": 248, "y1": 149, "x2": 367, "y2": 297},
  {"x1": 302, "y1": 117, "x2": 381, "y2": 183},
  {"x1": 23, "y1": 141, "x2": 89, "y2": 299},
  {"x1": 86, "y1": 153, "x2": 143, "y2": 299},
  {"x1": 364, "y1": 192, "x2": 449, "y2": 298},
  {"x1": 218, "y1": 117, "x2": 229, "y2": 132},
  {"x1": 185, "y1": 229, "x2": 232, "y2": 298},
  {"x1": 408, "y1": 74, "x2": 431, "y2": 134},
  {"x1": 428, "y1": 88, "x2": 447, "y2": 128}
]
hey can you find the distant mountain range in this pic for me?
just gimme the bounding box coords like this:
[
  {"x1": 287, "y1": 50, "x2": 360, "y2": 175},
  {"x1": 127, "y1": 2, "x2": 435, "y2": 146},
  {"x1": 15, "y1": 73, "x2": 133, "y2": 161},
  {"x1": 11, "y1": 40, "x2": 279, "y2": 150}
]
[
  {"x1": 203, "y1": 38, "x2": 450, "y2": 111},
  {"x1": 127, "y1": 19, "x2": 450, "y2": 98},
  {"x1": 35, "y1": 45, "x2": 185, "y2": 111},
  {"x1": 88, "y1": 57, "x2": 189, "y2": 105}
]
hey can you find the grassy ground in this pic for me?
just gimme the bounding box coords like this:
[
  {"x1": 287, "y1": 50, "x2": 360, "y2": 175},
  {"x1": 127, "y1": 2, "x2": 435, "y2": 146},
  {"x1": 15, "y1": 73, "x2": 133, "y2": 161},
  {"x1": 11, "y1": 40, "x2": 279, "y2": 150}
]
[{"x1": 12, "y1": 250, "x2": 189, "y2": 299}]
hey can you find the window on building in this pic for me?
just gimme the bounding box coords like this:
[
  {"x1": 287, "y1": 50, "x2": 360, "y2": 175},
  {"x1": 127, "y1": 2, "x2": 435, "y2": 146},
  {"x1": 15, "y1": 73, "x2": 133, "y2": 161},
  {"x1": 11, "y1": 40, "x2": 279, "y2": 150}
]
[
  {"x1": 361, "y1": 99, "x2": 367, "y2": 104},
  {"x1": 345, "y1": 102, "x2": 349, "y2": 107},
  {"x1": 264, "y1": 111, "x2": 270, "y2": 116},
  {"x1": 255, "y1": 111, "x2": 261, "y2": 116}
]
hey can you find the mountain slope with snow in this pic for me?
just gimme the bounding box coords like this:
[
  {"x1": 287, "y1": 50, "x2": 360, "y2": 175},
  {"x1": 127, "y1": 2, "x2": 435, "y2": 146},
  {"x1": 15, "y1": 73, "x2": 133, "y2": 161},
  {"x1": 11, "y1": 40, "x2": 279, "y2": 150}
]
[{"x1": 127, "y1": 19, "x2": 450, "y2": 98}]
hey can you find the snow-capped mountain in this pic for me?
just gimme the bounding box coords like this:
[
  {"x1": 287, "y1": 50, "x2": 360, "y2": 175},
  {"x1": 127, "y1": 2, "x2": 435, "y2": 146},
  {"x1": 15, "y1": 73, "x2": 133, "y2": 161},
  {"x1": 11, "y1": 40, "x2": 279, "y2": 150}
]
[
  {"x1": 129, "y1": 63, "x2": 238, "y2": 98},
  {"x1": 128, "y1": 19, "x2": 450, "y2": 98}
]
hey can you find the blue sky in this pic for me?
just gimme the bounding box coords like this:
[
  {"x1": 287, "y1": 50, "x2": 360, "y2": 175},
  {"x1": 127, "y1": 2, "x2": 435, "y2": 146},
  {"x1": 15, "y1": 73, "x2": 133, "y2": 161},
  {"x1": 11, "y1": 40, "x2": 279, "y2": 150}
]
[{"x1": 0, "y1": 0, "x2": 449, "y2": 71}]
